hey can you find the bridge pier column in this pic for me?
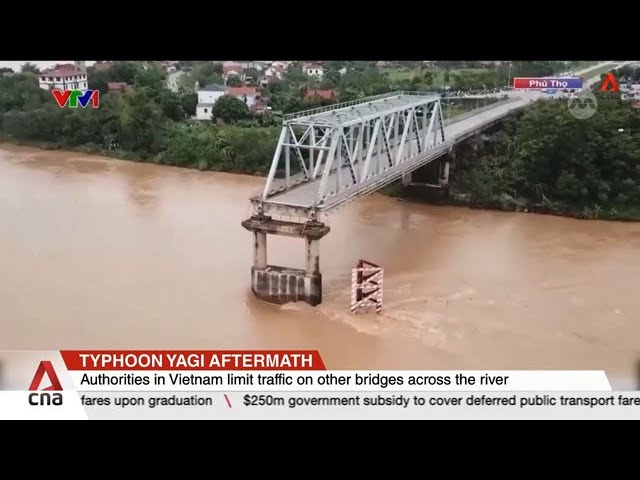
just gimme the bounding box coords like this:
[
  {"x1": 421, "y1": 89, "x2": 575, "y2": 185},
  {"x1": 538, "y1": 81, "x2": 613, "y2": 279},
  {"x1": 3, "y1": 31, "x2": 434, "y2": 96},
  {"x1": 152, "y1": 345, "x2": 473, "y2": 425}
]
[
  {"x1": 402, "y1": 172, "x2": 412, "y2": 186},
  {"x1": 241, "y1": 215, "x2": 330, "y2": 307},
  {"x1": 253, "y1": 232, "x2": 267, "y2": 269},
  {"x1": 439, "y1": 159, "x2": 450, "y2": 186},
  {"x1": 305, "y1": 238, "x2": 320, "y2": 276}
]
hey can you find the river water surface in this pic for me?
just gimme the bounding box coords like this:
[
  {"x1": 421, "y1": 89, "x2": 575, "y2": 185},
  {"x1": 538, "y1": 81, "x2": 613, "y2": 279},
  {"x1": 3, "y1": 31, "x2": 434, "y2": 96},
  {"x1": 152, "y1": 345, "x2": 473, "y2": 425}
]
[{"x1": 1, "y1": 144, "x2": 639, "y2": 384}]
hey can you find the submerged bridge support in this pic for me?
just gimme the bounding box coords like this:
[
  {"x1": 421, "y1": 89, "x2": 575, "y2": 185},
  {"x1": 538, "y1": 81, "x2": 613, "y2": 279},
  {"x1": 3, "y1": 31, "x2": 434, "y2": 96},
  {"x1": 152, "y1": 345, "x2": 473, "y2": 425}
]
[{"x1": 241, "y1": 215, "x2": 330, "y2": 306}]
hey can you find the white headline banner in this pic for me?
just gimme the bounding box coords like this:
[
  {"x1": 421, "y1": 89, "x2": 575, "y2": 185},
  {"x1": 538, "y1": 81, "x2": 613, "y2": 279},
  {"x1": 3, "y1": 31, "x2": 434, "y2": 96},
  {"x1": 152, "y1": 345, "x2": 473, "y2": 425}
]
[{"x1": 68, "y1": 370, "x2": 613, "y2": 392}]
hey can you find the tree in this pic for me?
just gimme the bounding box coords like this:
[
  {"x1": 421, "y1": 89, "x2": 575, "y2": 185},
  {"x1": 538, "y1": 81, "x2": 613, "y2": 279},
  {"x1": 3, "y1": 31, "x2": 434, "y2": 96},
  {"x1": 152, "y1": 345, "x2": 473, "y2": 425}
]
[
  {"x1": 423, "y1": 71, "x2": 433, "y2": 86},
  {"x1": 284, "y1": 65, "x2": 308, "y2": 83},
  {"x1": 181, "y1": 92, "x2": 198, "y2": 117},
  {"x1": 155, "y1": 90, "x2": 184, "y2": 121},
  {"x1": 87, "y1": 67, "x2": 110, "y2": 93},
  {"x1": 245, "y1": 68, "x2": 259, "y2": 83},
  {"x1": 109, "y1": 62, "x2": 141, "y2": 84},
  {"x1": 226, "y1": 75, "x2": 243, "y2": 87},
  {"x1": 193, "y1": 62, "x2": 224, "y2": 88},
  {"x1": 0, "y1": 67, "x2": 13, "y2": 74},
  {"x1": 211, "y1": 95, "x2": 249, "y2": 123},
  {"x1": 134, "y1": 68, "x2": 165, "y2": 91},
  {"x1": 21, "y1": 62, "x2": 40, "y2": 74}
]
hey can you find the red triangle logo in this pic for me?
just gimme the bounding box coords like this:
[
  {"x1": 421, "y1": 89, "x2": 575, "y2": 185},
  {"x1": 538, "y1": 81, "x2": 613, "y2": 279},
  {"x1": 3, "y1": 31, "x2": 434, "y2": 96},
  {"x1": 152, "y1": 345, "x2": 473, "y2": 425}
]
[{"x1": 29, "y1": 361, "x2": 63, "y2": 391}]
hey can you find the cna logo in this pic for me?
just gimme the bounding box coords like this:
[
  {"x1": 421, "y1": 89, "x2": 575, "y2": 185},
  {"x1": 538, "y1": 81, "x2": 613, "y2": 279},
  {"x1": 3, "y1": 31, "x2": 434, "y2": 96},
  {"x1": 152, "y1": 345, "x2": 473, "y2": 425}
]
[
  {"x1": 600, "y1": 73, "x2": 620, "y2": 93},
  {"x1": 28, "y1": 361, "x2": 63, "y2": 406},
  {"x1": 29, "y1": 360, "x2": 62, "y2": 391}
]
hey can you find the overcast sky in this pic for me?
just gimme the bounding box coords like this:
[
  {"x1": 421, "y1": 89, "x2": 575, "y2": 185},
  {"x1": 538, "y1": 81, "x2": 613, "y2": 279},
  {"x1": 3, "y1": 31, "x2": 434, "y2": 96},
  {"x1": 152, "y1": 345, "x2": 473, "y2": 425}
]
[{"x1": 0, "y1": 61, "x2": 96, "y2": 71}]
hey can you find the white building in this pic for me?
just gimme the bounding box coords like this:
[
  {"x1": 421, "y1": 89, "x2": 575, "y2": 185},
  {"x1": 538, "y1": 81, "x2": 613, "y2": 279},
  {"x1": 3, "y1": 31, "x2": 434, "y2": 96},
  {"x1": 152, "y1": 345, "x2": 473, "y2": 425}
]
[
  {"x1": 38, "y1": 62, "x2": 87, "y2": 91},
  {"x1": 196, "y1": 83, "x2": 226, "y2": 120},
  {"x1": 303, "y1": 63, "x2": 324, "y2": 78},
  {"x1": 264, "y1": 66, "x2": 283, "y2": 80}
]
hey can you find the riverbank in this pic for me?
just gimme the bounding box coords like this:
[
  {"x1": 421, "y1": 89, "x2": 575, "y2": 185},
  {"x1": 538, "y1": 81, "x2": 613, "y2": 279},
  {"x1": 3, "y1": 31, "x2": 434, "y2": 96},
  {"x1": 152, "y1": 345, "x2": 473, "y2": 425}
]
[
  {"x1": 384, "y1": 185, "x2": 640, "y2": 222},
  {"x1": 3, "y1": 137, "x2": 639, "y2": 222},
  {"x1": 0, "y1": 134, "x2": 145, "y2": 161},
  {"x1": 0, "y1": 135, "x2": 268, "y2": 176}
]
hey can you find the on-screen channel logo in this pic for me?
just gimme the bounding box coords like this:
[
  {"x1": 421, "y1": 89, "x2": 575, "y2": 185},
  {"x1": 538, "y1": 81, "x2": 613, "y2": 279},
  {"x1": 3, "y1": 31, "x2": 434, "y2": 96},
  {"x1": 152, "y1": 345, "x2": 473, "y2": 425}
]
[
  {"x1": 567, "y1": 90, "x2": 598, "y2": 120},
  {"x1": 52, "y1": 89, "x2": 100, "y2": 109},
  {"x1": 600, "y1": 73, "x2": 620, "y2": 92},
  {"x1": 28, "y1": 360, "x2": 63, "y2": 406}
]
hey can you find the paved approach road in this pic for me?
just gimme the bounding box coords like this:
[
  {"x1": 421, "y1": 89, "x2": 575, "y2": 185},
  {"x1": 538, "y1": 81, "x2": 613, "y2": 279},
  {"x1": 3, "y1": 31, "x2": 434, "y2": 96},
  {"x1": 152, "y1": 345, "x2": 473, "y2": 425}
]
[{"x1": 167, "y1": 70, "x2": 184, "y2": 93}]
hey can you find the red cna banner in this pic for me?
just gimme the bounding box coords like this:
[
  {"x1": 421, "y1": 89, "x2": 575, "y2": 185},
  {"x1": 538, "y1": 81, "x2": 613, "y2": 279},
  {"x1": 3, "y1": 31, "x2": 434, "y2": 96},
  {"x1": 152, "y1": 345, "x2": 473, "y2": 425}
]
[{"x1": 60, "y1": 350, "x2": 326, "y2": 371}]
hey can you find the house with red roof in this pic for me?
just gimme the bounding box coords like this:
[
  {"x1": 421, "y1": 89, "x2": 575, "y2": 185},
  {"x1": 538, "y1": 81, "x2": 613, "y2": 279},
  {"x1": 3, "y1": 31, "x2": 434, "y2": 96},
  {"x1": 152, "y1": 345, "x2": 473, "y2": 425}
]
[
  {"x1": 305, "y1": 89, "x2": 337, "y2": 101},
  {"x1": 226, "y1": 86, "x2": 258, "y2": 108},
  {"x1": 107, "y1": 82, "x2": 129, "y2": 92},
  {"x1": 38, "y1": 63, "x2": 87, "y2": 91},
  {"x1": 223, "y1": 64, "x2": 246, "y2": 82}
]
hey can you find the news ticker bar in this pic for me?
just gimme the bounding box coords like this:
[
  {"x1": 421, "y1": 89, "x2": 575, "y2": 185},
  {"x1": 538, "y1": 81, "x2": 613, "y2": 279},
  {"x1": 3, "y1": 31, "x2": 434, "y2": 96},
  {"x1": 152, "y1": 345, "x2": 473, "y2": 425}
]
[
  {"x1": 1, "y1": 350, "x2": 637, "y2": 419},
  {"x1": 2, "y1": 392, "x2": 640, "y2": 420},
  {"x1": 513, "y1": 77, "x2": 583, "y2": 89}
]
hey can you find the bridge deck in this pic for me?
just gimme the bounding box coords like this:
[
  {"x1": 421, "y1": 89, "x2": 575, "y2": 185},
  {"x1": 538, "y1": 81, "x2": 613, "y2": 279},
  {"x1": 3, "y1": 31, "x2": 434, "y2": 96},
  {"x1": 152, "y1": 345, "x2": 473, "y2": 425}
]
[{"x1": 259, "y1": 93, "x2": 536, "y2": 211}]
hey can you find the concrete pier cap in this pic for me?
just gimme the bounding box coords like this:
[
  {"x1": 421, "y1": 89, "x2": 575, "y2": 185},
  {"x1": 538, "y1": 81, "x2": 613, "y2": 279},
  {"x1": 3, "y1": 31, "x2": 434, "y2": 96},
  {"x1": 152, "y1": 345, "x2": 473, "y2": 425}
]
[{"x1": 241, "y1": 214, "x2": 331, "y2": 306}]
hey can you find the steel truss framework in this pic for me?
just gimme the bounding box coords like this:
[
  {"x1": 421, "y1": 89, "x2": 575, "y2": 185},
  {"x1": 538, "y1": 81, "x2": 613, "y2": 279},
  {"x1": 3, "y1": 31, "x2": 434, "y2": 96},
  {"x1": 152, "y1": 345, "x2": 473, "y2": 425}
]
[{"x1": 255, "y1": 92, "x2": 447, "y2": 220}]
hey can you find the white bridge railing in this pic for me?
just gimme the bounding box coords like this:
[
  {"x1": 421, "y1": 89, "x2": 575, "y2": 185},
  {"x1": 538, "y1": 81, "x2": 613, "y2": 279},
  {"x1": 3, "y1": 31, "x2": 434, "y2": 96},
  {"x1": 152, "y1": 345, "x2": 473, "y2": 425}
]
[{"x1": 283, "y1": 91, "x2": 440, "y2": 121}]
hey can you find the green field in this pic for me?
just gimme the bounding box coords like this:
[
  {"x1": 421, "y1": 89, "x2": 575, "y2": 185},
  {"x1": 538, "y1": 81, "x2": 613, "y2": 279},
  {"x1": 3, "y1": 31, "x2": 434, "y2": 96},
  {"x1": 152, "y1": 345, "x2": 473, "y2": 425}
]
[
  {"x1": 383, "y1": 67, "x2": 489, "y2": 88},
  {"x1": 568, "y1": 61, "x2": 599, "y2": 70}
]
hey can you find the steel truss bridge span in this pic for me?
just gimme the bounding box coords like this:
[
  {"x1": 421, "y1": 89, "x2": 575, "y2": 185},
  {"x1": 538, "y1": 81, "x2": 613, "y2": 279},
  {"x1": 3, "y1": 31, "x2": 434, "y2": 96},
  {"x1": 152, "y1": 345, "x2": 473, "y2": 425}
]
[{"x1": 251, "y1": 91, "x2": 532, "y2": 221}]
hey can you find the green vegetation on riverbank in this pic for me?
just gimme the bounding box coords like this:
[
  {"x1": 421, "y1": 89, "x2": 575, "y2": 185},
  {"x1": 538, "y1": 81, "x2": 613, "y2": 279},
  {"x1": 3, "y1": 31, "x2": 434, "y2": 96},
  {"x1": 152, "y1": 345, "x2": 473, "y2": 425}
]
[
  {"x1": 0, "y1": 67, "x2": 279, "y2": 173},
  {"x1": 403, "y1": 97, "x2": 640, "y2": 221}
]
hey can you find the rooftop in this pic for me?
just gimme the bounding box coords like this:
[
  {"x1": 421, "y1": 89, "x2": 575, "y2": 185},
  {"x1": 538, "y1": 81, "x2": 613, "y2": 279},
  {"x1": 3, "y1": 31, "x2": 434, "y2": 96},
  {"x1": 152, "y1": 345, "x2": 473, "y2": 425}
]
[
  {"x1": 223, "y1": 64, "x2": 245, "y2": 73},
  {"x1": 200, "y1": 83, "x2": 226, "y2": 92},
  {"x1": 227, "y1": 86, "x2": 257, "y2": 96},
  {"x1": 305, "y1": 89, "x2": 336, "y2": 100},
  {"x1": 40, "y1": 64, "x2": 84, "y2": 77},
  {"x1": 108, "y1": 82, "x2": 128, "y2": 91}
]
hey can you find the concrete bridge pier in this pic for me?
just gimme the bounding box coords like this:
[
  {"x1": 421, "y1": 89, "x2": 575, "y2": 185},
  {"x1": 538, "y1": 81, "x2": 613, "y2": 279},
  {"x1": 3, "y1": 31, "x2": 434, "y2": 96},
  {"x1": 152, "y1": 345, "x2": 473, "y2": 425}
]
[
  {"x1": 241, "y1": 215, "x2": 330, "y2": 306},
  {"x1": 439, "y1": 157, "x2": 450, "y2": 186}
]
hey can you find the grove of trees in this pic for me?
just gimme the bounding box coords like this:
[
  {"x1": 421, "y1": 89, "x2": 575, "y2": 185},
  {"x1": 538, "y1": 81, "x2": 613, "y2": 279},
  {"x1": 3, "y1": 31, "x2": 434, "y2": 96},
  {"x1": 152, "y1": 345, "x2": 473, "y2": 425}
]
[{"x1": 451, "y1": 99, "x2": 640, "y2": 219}]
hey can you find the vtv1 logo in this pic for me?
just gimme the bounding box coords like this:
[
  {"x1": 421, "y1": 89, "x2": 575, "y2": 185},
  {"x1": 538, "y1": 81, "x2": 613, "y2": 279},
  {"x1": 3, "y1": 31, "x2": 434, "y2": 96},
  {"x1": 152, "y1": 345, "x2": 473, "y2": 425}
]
[
  {"x1": 52, "y1": 89, "x2": 100, "y2": 109},
  {"x1": 28, "y1": 360, "x2": 63, "y2": 406}
]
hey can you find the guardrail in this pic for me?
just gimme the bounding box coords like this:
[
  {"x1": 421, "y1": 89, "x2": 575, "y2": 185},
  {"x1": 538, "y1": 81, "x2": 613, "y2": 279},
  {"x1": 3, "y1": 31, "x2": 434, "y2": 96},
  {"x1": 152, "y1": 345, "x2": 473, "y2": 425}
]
[
  {"x1": 283, "y1": 91, "x2": 440, "y2": 121},
  {"x1": 444, "y1": 97, "x2": 519, "y2": 126}
]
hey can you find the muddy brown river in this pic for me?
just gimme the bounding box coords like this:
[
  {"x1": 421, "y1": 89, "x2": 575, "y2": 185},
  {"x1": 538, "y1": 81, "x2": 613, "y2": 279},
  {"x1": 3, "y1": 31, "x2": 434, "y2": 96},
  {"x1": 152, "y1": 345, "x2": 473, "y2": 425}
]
[{"x1": 1, "y1": 144, "x2": 639, "y2": 385}]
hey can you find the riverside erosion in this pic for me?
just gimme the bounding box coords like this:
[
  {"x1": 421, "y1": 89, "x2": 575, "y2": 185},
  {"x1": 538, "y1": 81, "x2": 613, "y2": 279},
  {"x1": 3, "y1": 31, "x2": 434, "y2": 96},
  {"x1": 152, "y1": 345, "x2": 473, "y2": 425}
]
[{"x1": 1, "y1": 144, "x2": 640, "y2": 388}]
